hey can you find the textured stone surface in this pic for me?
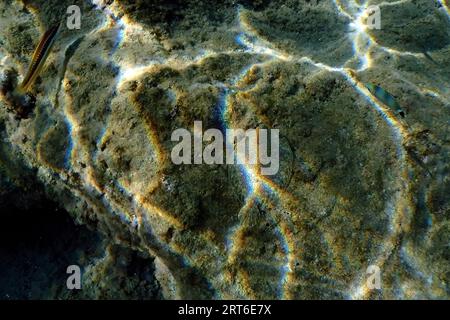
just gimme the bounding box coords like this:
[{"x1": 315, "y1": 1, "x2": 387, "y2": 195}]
[{"x1": 0, "y1": 0, "x2": 449, "y2": 299}]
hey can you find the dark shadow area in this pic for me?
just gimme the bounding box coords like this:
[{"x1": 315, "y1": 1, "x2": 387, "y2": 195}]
[
  {"x1": 0, "y1": 189, "x2": 102, "y2": 299},
  {"x1": 0, "y1": 183, "x2": 164, "y2": 300}
]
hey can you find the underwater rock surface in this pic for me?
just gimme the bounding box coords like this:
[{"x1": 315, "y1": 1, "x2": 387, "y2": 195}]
[{"x1": 0, "y1": 0, "x2": 449, "y2": 299}]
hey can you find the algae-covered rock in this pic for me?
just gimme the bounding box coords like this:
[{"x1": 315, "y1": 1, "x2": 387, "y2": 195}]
[{"x1": 0, "y1": 0, "x2": 449, "y2": 299}]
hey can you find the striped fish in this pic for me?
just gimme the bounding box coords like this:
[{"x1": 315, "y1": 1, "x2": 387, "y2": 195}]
[
  {"x1": 365, "y1": 83, "x2": 405, "y2": 118},
  {"x1": 18, "y1": 23, "x2": 61, "y2": 93}
]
